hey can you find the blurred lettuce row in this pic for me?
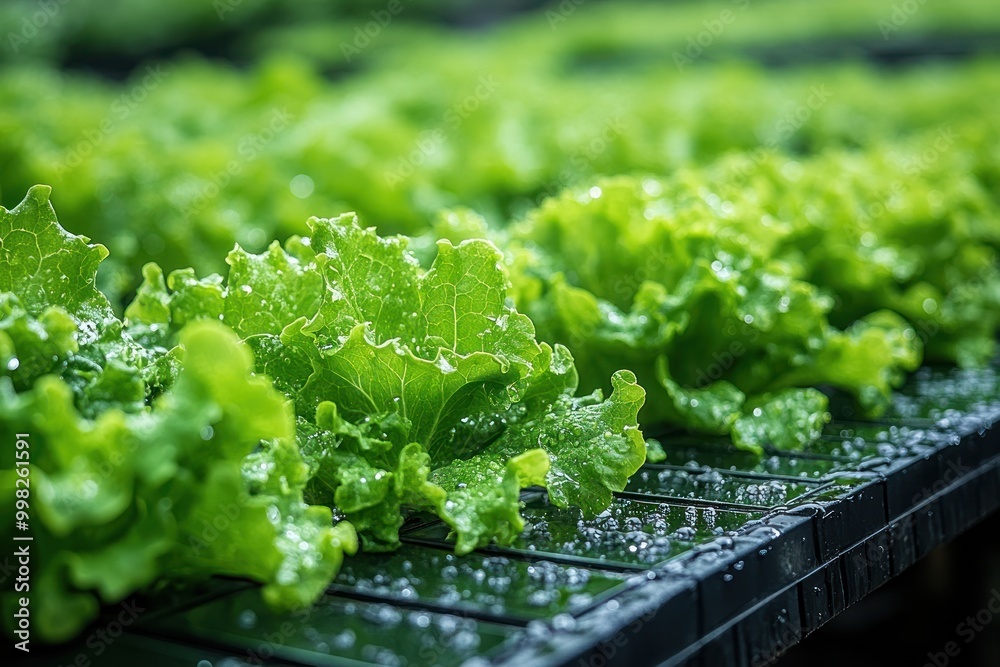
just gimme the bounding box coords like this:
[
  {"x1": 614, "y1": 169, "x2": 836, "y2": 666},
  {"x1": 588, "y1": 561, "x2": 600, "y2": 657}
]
[
  {"x1": 3, "y1": 0, "x2": 999, "y2": 64},
  {"x1": 1, "y1": 186, "x2": 646, "y2": 642},
  {"x1": 481, "y1": 124, "x2": 1000, "y2": 450},
  {"x1": 0, "y1": 0, "x2": 489, "y2": 63},
  {"x1": 1, "y1": 54, "x2": 998, "y2": 305},
  {"x1": 256, "y1": 0, "x2": 1000, "y2": 74}
]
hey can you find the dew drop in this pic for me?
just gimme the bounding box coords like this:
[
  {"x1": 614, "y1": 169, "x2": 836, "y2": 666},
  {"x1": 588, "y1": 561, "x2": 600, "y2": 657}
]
[{"x1": 290, "y1": 174, "x2": 315, "y2": 198}]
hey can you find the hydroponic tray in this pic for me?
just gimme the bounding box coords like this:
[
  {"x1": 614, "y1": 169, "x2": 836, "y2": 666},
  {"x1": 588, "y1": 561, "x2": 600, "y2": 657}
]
[{"x1": 31, "y1": 364, "x2": 1000, "y2": 667}]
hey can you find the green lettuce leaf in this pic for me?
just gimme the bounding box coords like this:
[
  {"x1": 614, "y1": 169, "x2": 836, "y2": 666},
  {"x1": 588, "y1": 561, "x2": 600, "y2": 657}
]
[
  {"x1": 731, "y1": 388, "x2": 831, "y2": 455},
  {"x1": 125, "y1": 211, "x2": 646, "y2": 553},
  {"x1": 0, "y1": 188, "x2": 355, "y2": 642},
  {"x1": 507, "y1": 176, "x2": 921, "y2": 449}
]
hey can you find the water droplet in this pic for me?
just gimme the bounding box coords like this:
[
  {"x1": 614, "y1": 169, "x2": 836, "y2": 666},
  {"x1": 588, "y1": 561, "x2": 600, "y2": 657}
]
[
  {"x1": 333, "y1": 629, "x2": 356, "y2": 649},
  {"x1": 231, "y1": 609, "x2": 257, "y2": 632},
  {"x1": 290, "y1": 174, "x2": 315, "y2": 198},
  {"x1": 552, "y1": 614, "x2": 577, "y2": 631}
]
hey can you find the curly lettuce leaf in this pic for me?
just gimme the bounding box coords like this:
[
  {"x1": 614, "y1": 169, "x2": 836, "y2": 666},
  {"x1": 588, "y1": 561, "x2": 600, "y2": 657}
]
[
  {"x1": 709, "y1": 142, "x2": 1000, "y2": 367},
  {"x1": 731, "y1": 388, "x2": 831, "y2": 455},
  {"x1": 0, "y1": 188, "x2": 355, "y2": 642},
  {"x1": 0, "y1": 294, "x2": 78, "y2": 389},
  {"x1": 1, "y1": 320, "x2": 356, "y2": 642},
  {"x1": 127, "y1": 213, "x2": 646, "y2": 552},
  {"x1": 0, "y1": 186, "x2": 158, "y2": 417},
  {"x1": 508, "y1": 176, "x2": 921, "y2": 449}
]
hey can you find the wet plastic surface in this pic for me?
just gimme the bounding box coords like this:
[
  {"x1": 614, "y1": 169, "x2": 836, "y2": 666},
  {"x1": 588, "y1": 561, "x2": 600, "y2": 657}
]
[
  {"x1": 33, "y1": 365, "x2": 1000, "y2": 667},
  {"x1": 329, "y1": 546, "x2": 630, "y2": 622},
  {"x1": 146, "y1": 587, "x2": 524, "y2": 666},
  {"x1": 656, "y1": 437, "x2": 849, "y2": 480},
  {"x1": 406, "y1": 498, "x2": 762, "y2": 570},
  {"x1": 623, "y1": 466, "x2": 818, "y2": 509}
]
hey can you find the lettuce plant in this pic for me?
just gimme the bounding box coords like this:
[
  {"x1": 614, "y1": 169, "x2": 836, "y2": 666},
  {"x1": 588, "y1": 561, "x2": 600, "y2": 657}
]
[
  {"x1": 504, "y1": 175, "x2": 923, "y2": 452},
  {"x1": 3, "y1": 56, "x2": 998, "y2": 303},
  {"x1": 126, "y1": 212, "x2": 647, "y2": 553},
  {"x1": 0, "y1": 186, "x2": 357, "y2": 641},
  {"x1": 707, "y1": 138, "x2": 1000, "y2": 367},
  {"x1": 0, "y1": 185, "x2": 645, "y2": 640}
]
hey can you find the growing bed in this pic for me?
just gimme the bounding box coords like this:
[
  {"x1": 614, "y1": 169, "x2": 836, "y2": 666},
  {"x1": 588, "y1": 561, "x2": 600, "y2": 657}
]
[{"x1": 3, "y1": 2, "x2": 1000, "y2": 666}]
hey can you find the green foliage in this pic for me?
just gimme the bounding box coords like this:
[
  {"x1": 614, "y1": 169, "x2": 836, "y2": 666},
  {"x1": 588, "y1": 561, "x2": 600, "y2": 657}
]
[
  {"x1": 127, "y1": 212, "x2": 646, "y2": 553},
  {"x1": 497, "y1": 120, "x2": 998, "y2": 450},
  {"x1": 2, "y1": 46, "x2": 998, "y2": 305},
  {"x1": 0, "y1": 185, "x2": 645, "y2": 640},
  {"x1": 503, "y1": 172, "x2": 934, "y2": 451},
  {"x1": 1, "y1": 0, "x2": 999, "y2": 646},
  {"x1": 0, "y1": 188, "x2": 356, "y2": 642}
]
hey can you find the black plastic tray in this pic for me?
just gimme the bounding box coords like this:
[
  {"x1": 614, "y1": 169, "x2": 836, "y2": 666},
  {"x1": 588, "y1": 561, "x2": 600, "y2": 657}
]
[{"x1": 31, "y1": 365, "x2": 1000, "y2": 666}]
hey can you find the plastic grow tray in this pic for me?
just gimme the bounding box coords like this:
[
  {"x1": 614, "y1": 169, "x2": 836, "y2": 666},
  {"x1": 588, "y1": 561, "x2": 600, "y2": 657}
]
[{"x1": 32, "y1": 363, "x2": 1000, "y2": 667}]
